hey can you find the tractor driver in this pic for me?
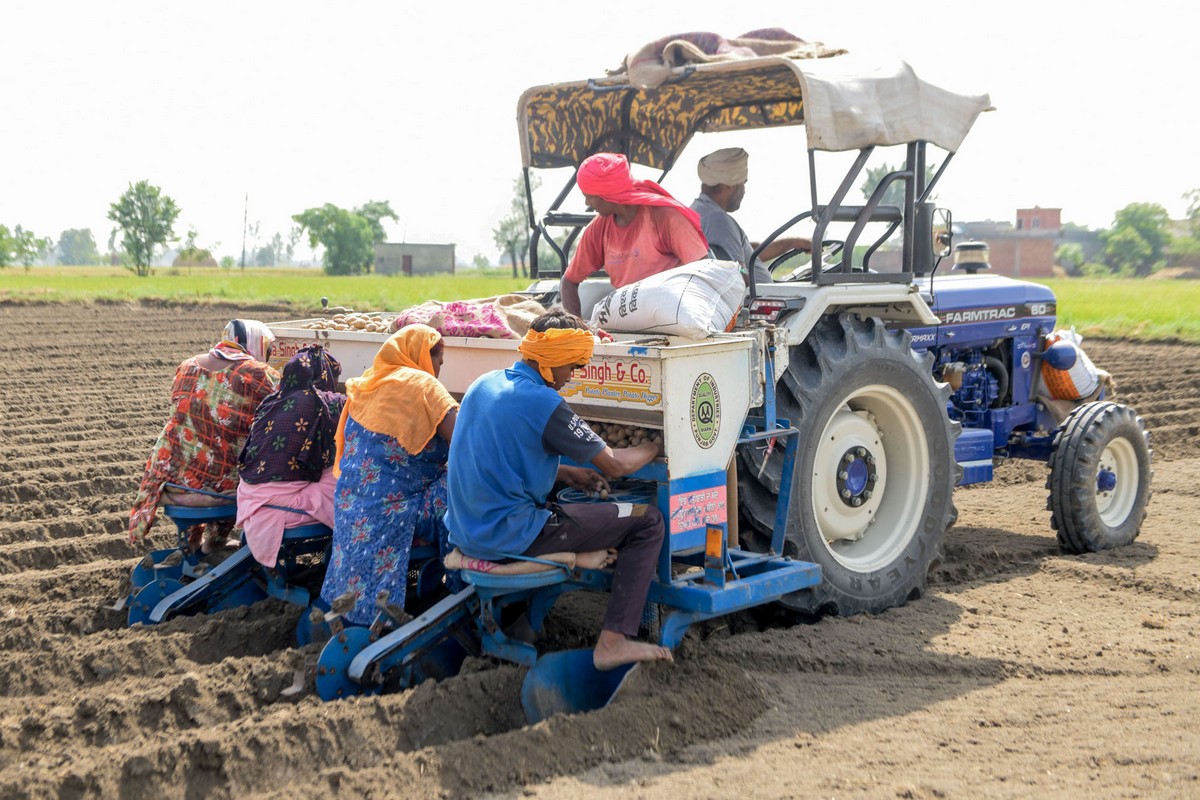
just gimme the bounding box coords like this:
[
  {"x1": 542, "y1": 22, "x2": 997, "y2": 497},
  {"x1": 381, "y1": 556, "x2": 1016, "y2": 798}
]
[
  {"x1": 445, "y1": 308, "x2": 673, "y2": 670},
  {"x1": 691, "y1": 147, "x2": 812, "y2": 285},
  {"x1": 560, "y1": 152, "x2": 710, "y2": 317}
]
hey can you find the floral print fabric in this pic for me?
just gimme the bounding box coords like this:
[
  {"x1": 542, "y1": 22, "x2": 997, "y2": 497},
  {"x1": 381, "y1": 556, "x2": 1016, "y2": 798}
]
[
  {"x1": 319, "y1": 415, "x2": 451, "y2": 625},
  {"x1": 239, "y1": 345, "x2": 344, "y2": 484}
]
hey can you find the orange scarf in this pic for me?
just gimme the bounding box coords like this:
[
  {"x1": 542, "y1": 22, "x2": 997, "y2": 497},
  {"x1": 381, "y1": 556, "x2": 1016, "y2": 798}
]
[
  {"x1": 334, "y1": 324, "x2": 456, "y2": 474},
  {"x1": 517, "y1": 327, "x2": 596, "y2": 383}
]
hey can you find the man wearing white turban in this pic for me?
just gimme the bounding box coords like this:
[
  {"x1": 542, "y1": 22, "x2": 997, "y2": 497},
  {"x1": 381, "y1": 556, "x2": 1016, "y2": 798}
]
[{"x1": 691, "y1": 147, "x2": 812, "y2": 284}]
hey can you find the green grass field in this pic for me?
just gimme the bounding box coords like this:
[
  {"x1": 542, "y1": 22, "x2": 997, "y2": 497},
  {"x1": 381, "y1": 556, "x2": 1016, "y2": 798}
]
[
  {"x1": 2, "y1": 268, "x2": 1197, "y2": 343},
  {"x1": 1040, "y1": 278, "x2": 1200, "y2": 343},
  {"x1": 0, "y1": 267, "x2": 532, "y2": 313}
]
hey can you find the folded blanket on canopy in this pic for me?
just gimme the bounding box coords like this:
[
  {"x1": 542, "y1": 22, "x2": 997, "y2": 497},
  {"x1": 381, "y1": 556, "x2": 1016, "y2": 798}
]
[
  {"x1": 617, "y1": 28, "x2": 846, "y2": 89},
  {"x1": 388, "y1": 294, "x2": 546, "y2": 339}
]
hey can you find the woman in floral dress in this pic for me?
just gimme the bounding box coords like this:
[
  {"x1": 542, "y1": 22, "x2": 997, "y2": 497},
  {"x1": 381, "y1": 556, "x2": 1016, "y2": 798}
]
[{"x1": 319, "y1": 324, "x2": 458, "y2": 626}]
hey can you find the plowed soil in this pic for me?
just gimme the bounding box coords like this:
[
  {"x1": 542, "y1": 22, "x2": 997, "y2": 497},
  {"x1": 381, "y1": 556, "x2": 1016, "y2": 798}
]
[{"x1": 1, "y1": 301, "x2": 1196, "y2": 799}]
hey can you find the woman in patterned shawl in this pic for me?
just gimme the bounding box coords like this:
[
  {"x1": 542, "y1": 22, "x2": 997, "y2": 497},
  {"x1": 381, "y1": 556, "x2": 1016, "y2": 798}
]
[
  {"x1": 236, "y1": 345, "x2": 346, "y2": 567},
  {"x1": 129, "y1": 319, "x2": 279, "y2": 551},
  {"x1": 318, "y1": 324, "x2": 458, "y2": 626}
]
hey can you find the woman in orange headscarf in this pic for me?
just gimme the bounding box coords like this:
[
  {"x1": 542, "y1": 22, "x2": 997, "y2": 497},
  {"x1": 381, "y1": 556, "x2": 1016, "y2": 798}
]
[{"x1": 318, "y1": 324, "x2": 458, "y2": 625}]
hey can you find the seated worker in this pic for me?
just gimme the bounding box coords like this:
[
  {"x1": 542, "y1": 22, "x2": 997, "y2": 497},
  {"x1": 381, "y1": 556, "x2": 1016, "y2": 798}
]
[
  {"x1": 319, "y1": 324, "x2": 458, "y2": 626},
  {"x1": 129, "y1": 319, "x2": 279, "y2": 552},
  {"x1": 446, "y1": 308, "x2": 673, "y2": 671},
  {"x1": 691, "y1": 147, "x2": 812, "y2": 285},
  {"x1": 236, "y1": 345, "x2": 346, "y2": 568},
  {"x1": 561, "y1": 152, "x2": 710, "y2": 317}
]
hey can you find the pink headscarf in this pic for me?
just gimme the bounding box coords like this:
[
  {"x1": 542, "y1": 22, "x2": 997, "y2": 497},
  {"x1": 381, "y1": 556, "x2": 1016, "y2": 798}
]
[{"x1": 577, "y1": 153, "x2": 705, "y2": 239}]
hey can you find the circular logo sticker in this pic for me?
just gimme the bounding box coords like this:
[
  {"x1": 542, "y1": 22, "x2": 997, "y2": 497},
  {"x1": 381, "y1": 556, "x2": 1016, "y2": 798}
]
[{"x1": 690, "y1": 372, "x2": 721, "y2": 449}]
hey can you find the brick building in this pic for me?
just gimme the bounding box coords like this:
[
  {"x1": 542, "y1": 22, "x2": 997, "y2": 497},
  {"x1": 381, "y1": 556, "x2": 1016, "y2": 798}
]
[
  {"x1": 869, "y1": 208, "x2": 1066, "y2": 277},
  {"x1": 954, "y1": 208, "x2": 1060, "y2": 277}
]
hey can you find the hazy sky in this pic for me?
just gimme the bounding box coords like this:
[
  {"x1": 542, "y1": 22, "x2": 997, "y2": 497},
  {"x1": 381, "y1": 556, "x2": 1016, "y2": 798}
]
[{"x1": 4, "y1": 1, "x2": 1197, "y2": 266}]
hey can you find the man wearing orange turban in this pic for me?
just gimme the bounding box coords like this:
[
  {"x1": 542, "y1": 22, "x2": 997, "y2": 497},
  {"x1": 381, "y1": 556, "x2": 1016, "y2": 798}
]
[
  {"x1": 447, "y1": 309, "x2": 673, "y2": 670},
  {"x1": 561, "y1": 152, "x2": 711, "y2": 317}
]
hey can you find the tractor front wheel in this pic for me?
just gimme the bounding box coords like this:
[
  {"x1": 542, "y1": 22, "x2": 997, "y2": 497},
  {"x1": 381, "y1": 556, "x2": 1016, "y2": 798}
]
[{"x1": 1047, "y1": 401, "x2": 1152, "y2": 553}]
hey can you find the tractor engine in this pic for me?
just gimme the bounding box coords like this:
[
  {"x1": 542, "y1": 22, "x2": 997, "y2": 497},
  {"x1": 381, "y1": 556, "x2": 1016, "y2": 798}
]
[{"x1": 937, "y1": 348, "x2": 1009, "y2": 428}]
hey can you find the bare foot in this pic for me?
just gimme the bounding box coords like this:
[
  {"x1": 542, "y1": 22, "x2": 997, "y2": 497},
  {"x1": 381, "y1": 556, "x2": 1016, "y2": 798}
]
[
  {"x1": 576, "y1": 549, "x2": 618, "y2": 570},
  {"x1": 200, "y1": 537, "x2": 238, "y2": 556},
  {"x1": 593, "y1": 629, "x2": 673, "y2": 671}
]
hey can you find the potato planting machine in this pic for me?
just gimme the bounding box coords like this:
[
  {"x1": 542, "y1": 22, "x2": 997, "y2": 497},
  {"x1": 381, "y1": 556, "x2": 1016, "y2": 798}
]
[{"x1": 267, "y1": 327, "x2": 820, "y2": 720}]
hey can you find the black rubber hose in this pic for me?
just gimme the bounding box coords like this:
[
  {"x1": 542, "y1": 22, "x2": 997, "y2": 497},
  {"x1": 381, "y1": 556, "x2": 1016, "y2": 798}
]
[{"x1": 984, "y1": 355, "x2": 1010, "y2": 406}]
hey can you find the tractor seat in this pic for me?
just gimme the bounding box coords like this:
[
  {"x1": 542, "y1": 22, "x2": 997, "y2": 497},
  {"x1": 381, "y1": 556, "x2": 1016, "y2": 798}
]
[{"x1": 444, "y1": 548, "x2": 575, "y2": 591}]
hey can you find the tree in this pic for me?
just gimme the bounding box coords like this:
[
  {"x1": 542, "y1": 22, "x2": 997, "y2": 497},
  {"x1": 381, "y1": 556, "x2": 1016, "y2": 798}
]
[
  {"x1": 1101, "y1": 227, "x2": 1152, "y2": 277},
  {"x1": 472, "y1": 253, "x2": 490, "y2": 269},
  {"x1": 1184, "y1": 189, "x2": 1200, "y2": 239},
  {"x1": 0, "y1": 225, "x2": 51, "y2": 270},
  {"x1": 58, "y1": 228, "x2": 101, "y2": 265},
  {"x1": 859, "y1": 162, "x2": 937, "y2": 208},
  {"x1": 353, "y1": 201, "x2": 399, "y2": 246},
  {"x1": 493, "y1": 175, "x2": 535, "y2": 278},
  {"x1": 107, "y1": 180, "x2": 180, "y2": 276},
  {"x1": 1101, "y1": 202, "x2": 1169, "y2": 276},
  {"x1": 174, "y1": 228, "x2": 217, "y2": 269},
  {"x1": 0, "y1": 225, "x2": 12, "y2": 267},
  {"x1": 292, "y1": 204, "x2": 376, "y2": 275},
  {"x1": 12, "y1": 226, "x2": 52, "y2": 272},
  {"x1": 251, "y1": 232, "x2": 285, "y2": 267},
  {"x1": 493, "y1": 213, "x2": 527, "y2": 278},
  {"x1": 1054, "y1": 242, "x2": 1085, "y2": 275},
  {"x1": 286, "y1": 225, "x2": 303, "y2": 265}
]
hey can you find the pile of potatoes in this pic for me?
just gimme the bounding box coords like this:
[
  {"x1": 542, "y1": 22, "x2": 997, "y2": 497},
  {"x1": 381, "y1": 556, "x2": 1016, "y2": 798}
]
[
  {"x1": 589, "y1": 421, "x2": 663, "y2": 448},
  {"x1": 300, "y1": 313, "x2": 393, "y2": 333}
]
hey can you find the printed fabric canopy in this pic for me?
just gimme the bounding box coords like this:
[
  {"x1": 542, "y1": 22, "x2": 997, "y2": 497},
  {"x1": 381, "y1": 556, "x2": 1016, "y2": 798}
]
[{"x1": 517, "y1": 38, "x2": 993, "y2": 170}]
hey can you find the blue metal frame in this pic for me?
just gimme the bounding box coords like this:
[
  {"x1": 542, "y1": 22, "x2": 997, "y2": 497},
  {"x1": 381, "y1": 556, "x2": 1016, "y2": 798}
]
[{"x1": 142, "y1": 523, "x2": 334, "y2": 624}]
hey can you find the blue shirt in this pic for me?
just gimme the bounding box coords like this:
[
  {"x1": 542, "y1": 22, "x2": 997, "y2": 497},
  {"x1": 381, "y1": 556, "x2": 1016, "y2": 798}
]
[{"x1": 446, "y1": 360, "x2": 605, "y2": 560}]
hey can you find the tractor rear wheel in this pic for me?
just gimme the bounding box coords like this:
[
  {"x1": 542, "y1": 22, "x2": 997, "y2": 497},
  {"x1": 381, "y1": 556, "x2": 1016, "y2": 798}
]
[
  {"x1": 1047, "y1": 401, "x2": 1152, "y2": 553},
  {"x1": 738, "y1": 314, "x2": 959, "y2": 616}
]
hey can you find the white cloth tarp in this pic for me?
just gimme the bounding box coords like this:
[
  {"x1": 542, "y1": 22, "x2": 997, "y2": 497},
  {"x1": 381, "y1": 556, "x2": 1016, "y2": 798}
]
[{"x1": 791, "y1": 56, "x2": 993, "y2": 153}]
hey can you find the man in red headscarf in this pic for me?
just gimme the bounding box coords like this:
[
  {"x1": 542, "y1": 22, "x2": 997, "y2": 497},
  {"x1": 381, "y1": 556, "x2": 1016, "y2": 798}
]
[{"x1": 561, "y1": 153, "x2": 711, "y2": 317}]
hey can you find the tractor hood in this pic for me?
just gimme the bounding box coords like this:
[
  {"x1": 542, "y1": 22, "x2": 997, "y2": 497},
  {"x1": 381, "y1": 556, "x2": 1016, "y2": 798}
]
[{"x1": 922, "y1": 274, "x2": 1057, "y2": 325}]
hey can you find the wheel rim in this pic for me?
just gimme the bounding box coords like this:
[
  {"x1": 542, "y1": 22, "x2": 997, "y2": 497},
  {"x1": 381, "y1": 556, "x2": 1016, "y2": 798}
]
[
  {"x1": 1096, "y1": 436, "x2": 1138, "y2": 527},
  {"x1": 811, "y1": 384, "x2": 930, "y2": 572}
]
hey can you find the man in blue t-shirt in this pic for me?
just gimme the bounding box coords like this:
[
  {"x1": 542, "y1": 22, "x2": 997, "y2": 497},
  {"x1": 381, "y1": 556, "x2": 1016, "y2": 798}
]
[
  {"x1": 447, "y1": 309, "x2": 672, "y2": 671},
  {"x1": 691, "y1": 147, "x2": 812, "y2": 285}
]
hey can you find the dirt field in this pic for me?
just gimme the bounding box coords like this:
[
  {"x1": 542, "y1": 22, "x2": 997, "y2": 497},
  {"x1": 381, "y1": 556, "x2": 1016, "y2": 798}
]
[{"x1": 1, "y1": 301, "x2": 1197, "y2": 799}]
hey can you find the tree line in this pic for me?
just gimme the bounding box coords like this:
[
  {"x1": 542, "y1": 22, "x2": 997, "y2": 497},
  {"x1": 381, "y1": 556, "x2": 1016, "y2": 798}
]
[
  {"x1": 7, "y1": 175, "x2": 1200, "y2": 278},
  {"x1": 0, "y1": 181, "x2": 401, "y2": 276},
  {"x1": 1054, "y1": 199, "x2": 1199, "y2": 278}
]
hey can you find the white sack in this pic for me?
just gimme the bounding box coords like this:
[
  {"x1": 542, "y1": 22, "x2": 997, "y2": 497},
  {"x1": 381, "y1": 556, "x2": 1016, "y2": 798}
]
[{"x1": 588, "y1": 259, "x2": 744, "y2": 339}]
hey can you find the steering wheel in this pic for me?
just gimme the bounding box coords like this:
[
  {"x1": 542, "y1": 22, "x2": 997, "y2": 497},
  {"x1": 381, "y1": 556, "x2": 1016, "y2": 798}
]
[{"x1": 771, "y1": 240, "x2": 846, "y2": 283}]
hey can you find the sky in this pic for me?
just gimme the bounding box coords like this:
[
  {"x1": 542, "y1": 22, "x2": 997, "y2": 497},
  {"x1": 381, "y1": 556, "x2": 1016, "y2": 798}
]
[{"x1": 3, "y1": 1, "x2": 1197, "y2": 267}]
